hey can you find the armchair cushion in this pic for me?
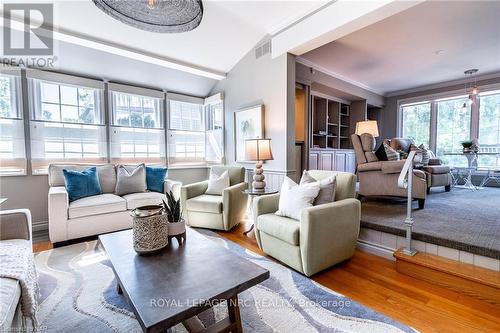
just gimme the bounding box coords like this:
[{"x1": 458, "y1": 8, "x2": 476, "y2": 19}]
[
  {"x1": 186, "y1": 194, "x2": 223, "y2": 214},
  {"x1": 257, "y1": 213, "x2": 300, "y2": 246},
  {"x1": 68, "y1": 194, "x2": 126, "y2": 219}
]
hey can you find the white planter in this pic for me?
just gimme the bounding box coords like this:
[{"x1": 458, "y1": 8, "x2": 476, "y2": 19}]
[{"x1": 168, "y1": 219, "x2": 186, "y2": 244}]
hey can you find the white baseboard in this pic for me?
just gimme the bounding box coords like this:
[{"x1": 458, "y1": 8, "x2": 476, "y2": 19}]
[{"x1": 357, "y1": 239, "x2": 396, "y2": 261}]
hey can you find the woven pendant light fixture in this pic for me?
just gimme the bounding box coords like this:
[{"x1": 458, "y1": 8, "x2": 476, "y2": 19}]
[{"x1": 93, "y1": 0, "x2": 203, "y2": 33}]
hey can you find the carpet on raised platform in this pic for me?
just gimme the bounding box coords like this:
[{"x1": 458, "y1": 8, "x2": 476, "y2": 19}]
[{"x1": 361, "y1": 187, "x2": 500, "y2": 259}]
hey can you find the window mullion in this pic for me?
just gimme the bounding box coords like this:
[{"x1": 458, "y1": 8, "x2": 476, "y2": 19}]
[{"x1": 430, "y1": 101, "x2": 437, "y2": 152}]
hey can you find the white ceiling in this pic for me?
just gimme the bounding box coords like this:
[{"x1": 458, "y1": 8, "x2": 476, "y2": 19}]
[
  {"x1": 48, "y1": 0, "x2": 324, "y2": 74},
  {"x1": 300, "y1": 1, "x2": 500, "y2": 95}
]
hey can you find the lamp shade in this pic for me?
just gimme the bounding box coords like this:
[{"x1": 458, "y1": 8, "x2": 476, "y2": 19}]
[
  {"x1": 245, "y1": 139, "x2": 274, "y2": 161},
  {"x1": 355, "y1": 120, "x2": 379, "y2": 137}
]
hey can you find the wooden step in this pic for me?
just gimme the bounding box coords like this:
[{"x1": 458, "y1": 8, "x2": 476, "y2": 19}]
[{"x1": 394, "y1": 248, "x2": 500, "y2": 306}]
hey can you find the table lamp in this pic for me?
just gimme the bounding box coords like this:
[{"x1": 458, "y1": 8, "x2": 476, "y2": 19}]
[
  {"x1": 355, "y1": 120, "x2": 379, "y2": 137},
  {"x1": 245, "y1": 138, "x2": 273, "y2": 191}
]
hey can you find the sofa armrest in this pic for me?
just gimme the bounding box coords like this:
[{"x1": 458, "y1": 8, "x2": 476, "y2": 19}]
[
  {"x1": 253, "y1": 193, "x2": 280, "y2": 224},
  {"x1": 164, "y1": 179, "x2": 182, "y2": 200},
  {"x1": 380, "y1": 160, "x2": 406, "y2": 174},
  {"x1": 299, "y1": 198, "x2": 361, "y2": 276},
  {"x1": 0, "y1": 209, "x2": 32, "y2": 245},
  {"x1": 222, "y1": 182, "x2": 248, "y2": 230},
  {"x1": 48, "y1": 186, "x2": 69, "y2": 243},
  {"x1": 357, "y1": 162, "x2": 382, "y2": 172}
]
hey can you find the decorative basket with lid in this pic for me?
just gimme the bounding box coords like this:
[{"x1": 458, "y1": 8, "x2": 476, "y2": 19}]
[{"x1": 130, "y1": 205, "x2": 168, "y2": 255}]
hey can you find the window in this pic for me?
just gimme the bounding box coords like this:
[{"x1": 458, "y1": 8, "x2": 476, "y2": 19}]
[
  {"x1": 205, "y1": 94, "x2": 224, "y2": 163},
  {"x1": 399, "y1": 88, "x2": 500, "y2": 169},
  {"x1": 401, "y1": 102, "x2": 431, "y2": 147},
  {"x1": 168, "y1": 99, "x2": 205, "y2": 165},
  {"x1": 28, "y1": 72, "x2": 106, "y2": 174},
  {"x1": 478, "y1": 91, "x2": 500, "y2": 167},
  {"x1": 109, "y1": 85, "x2": 165, "y2": 164},
  {"x1": 0, "y1": 73, "x2": 26, "y2": 175},
  {"x1": 436, "y1": 96, "x2": 471, "y2": 167}
]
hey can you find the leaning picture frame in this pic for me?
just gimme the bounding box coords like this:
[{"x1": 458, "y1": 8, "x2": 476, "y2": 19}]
[{"x1": 234, "y1": 104, "x2": 264, "y2": 163}]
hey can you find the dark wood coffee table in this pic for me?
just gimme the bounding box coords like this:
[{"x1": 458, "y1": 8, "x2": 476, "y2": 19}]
[{"x1": 98, "y1": 228, "x2": 269, "y2": 333}]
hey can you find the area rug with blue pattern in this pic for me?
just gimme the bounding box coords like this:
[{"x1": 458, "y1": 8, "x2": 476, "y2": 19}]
[{"x1": 35, "y1": 229, "x2": 417, "y2": 332}]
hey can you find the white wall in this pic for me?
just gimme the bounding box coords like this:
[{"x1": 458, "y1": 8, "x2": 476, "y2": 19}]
[{"x1": 210, "y1": 46, "x2": 295, "y2": 175}]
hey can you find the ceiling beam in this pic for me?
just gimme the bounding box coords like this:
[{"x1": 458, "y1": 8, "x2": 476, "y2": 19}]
[
  {"x1": 271, "y1": 0, "x2": 424, "y2": 58},
  {"x1": 1, "y1": 15, "x2": 226, "y2": 81}
]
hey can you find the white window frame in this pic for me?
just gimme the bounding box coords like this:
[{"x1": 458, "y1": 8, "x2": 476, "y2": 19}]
[
  {"x1": 0, "y1": 70, "x2": 26, "y2": 176},
  {"x1": 27, "y1": 70, "x2": 107, "y2": 175},
  {"x1": 108, "y1": 83, "x2": 166, "y2": 164},
  {"x1": 167, "y1": 93, "x2": 206, "y2": 166},
  {"x1": 397, "y1": 83, "x2": 500, "y2": 167}
]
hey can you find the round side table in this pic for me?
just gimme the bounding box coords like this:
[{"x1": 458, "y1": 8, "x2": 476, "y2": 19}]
[{"x1": 242, "y1": 189, "x2": 278, "y2": 235}]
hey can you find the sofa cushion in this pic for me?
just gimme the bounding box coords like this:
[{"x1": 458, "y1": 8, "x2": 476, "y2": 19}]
[
  {"x1": 257, "y1": 213, "x2": 300, "y2": 246},
  {"x1": 49, "y1": 164, "x2": 116, "y2": 193},
  {"x1": 122, "y1": 192, "x2": 166, "y2": 210},
  {"x1": 186, "y1": 195, "x2": 223, "y2": 214},
  {"x1": 364, "y1": 152, "x2": 379, "y2": 162},
  {"x1": 360, "y1": 133, "x2": 376, "y2": 152},
  {"x1": 68, "y1": 194, "x2": 126, "y2": 219}
]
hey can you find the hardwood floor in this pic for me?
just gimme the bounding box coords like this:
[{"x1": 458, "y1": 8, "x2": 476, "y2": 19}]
[{"x1": 33, "y1": 222, "x2": 500, "y2": 333}]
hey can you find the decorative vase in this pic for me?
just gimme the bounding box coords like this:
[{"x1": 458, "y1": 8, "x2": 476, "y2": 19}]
[
  {"x1": 131, "y1": 205, "x2": 168, "y2": 255},
  {"x1": 168, "y1": 219, "x2": 186, "y2": 244}
]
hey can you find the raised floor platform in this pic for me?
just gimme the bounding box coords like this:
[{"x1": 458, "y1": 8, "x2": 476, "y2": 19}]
[{"x1": 360, "y1": 187, "x2": 500, "y2": 260}]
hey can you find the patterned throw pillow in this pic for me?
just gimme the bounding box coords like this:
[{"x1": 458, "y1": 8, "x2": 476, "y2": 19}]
[
  {"x1": 418, "y1": 144, "x2": 430, "y2": 165},
  {"x1": 383, "y1": 143, "x2": 400, "y2": 161},
  {"x1": 299, "y1": 170, "x2": 336, "y2": 205}
]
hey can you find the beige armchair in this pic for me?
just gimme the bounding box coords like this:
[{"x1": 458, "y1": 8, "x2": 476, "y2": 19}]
[
  {"x1": 181, "y1": 166, "x2": 248, "y2": 231},
  {"x1": 254, "y1": 170, "x2": 360, "y2": 277},
  {"x1": 351, "y1": 134, "x2": 428, "y2": 208}
]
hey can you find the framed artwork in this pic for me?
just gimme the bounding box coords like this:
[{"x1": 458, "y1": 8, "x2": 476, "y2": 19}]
[{"x1": 234, "y1": 104, "x2": 264, "y2": 162}]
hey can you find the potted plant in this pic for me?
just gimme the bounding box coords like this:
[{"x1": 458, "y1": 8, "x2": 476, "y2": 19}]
[
  {"x1": 461, "y1": 140, "x2": 474, "y2": 152},
  {"x1": 162, "y1": 191, "x2": 186, "y2": 244}
]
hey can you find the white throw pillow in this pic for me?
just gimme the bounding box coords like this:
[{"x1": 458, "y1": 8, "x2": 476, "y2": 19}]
[
  {"x1": 206, "y1": 170, "x2": 230, "y2": 195},
  {"x1": 275, "y1": 177, "x2": 320, "y2": 220},
  {"x1": 299, "y1": 170, "x2": 336, "y2": 205}
]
